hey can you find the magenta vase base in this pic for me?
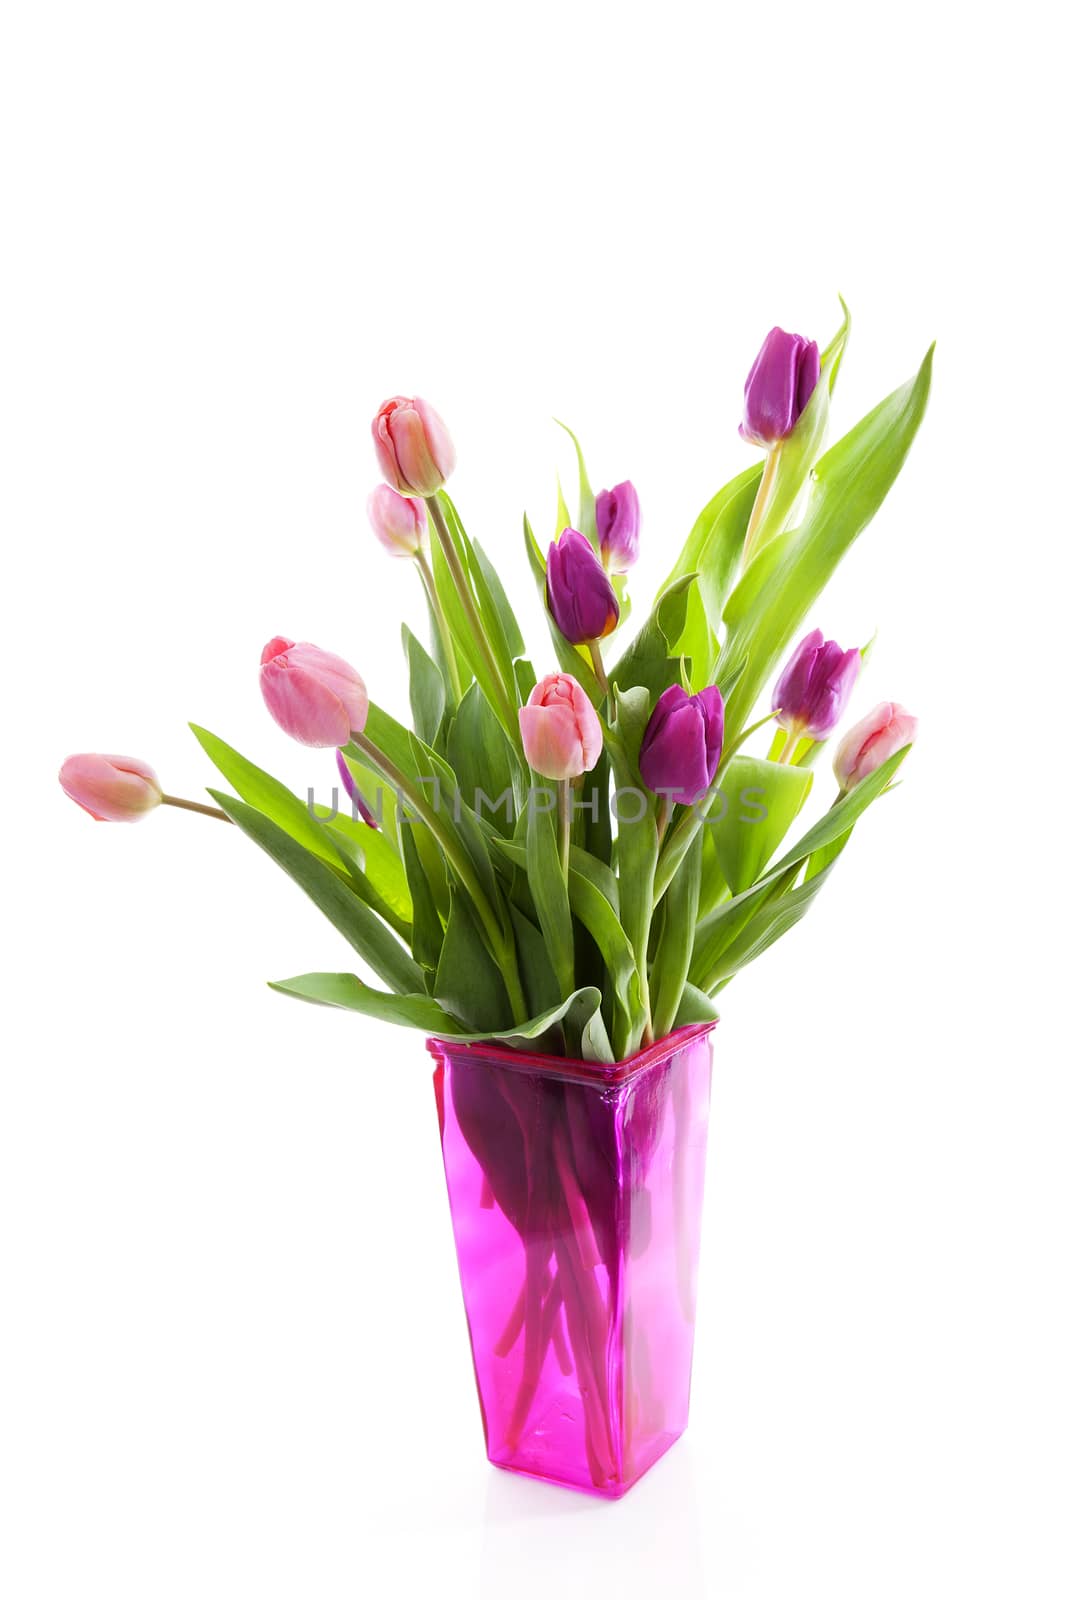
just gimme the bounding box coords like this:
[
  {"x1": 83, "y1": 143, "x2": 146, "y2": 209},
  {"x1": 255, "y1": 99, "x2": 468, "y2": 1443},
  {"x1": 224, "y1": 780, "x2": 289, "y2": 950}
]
[
  {"x1": 487, "y1": 1424, "x2": 685, "y2": 1500},
  {"x1": 430, "y1": 1022, "x2": 715, "y2": 1500}
]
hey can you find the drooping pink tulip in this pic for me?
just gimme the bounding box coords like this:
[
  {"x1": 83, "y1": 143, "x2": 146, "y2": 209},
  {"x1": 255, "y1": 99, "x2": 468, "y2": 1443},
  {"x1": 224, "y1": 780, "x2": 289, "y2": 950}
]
[
  {"x1": 260, "y1": 637, "x2": 369, "y2": 748},
  {"x1": 59, "y1": 753, "x2": 162, "y2": 822},
  {"x1": 833, "y1": 701, "x2": 918, "y2": 791},
  {"x1": 367, "y1": 483, "x2": 428, "y2": 557},
  {"x1": 372, "y1": 396, "x2": 456, "y2": 498},
  {"x1": 519, "y1": 672, "x2": 603, "y2": 781}
]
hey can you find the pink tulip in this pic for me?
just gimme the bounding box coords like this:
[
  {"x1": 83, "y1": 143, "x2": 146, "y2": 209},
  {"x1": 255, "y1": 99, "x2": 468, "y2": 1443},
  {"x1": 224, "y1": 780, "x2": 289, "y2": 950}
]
[
  {"x1": 367, "y1": 483, "x2": 428, "y2": 557},
  {"x1": 260, "y1": 637, "x2": 369, "y2": 748},
  {"x1": 833, "y1": 701, "x2": 918, "y2": 791},
  {"x1": 519, "y1": 672, "x2": 603, "y2": 781},
  {"x1": 59, "y1": 753, "x2": 162, "y2": 822},
  {"x1": 372, "y1": 396, "x2": 456, "y2": 498}
]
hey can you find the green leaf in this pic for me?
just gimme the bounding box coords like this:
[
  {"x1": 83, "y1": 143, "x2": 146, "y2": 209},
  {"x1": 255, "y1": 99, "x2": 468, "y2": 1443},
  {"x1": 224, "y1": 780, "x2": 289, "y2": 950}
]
[
  {"x1": 554, "y1": 419, "x2": 597, "y2": 545},
  {"x1": 822, "y1": 294, "x2": 852, "y2": 393},
  {"x1": 509, "y1": 904, "x2": 560, "y2": 1021},
  {"x1": 358, "y1": 703, "x2": 499, "y2": 910},
  {"x1": 310, "y1": 822, "x2": 411, "y2": 940},
  {"x1": 610, "y1": 574, "x2": 696, "y2": 696},
  {"x1": 580, "y1": 1005, "x2": 613, "y2": 1064},
  {"x1": 566, "y1": 857, "x2": 638, "y2": 1057},
  {"x1": 190, "y1": 725, "x2": 350, "y2": 875},
  {"x1": 580, "y1": 749, "x2": 613, "y2": 867},
  {"x1": 274, "y1": 974, "x2": 612, "y2": 1055},
  {"x1": 476, "y1": 986, "x2": 604, "y2": 1049},
  {"x1": 673, "y1": 585, "x2": 714, "y2": 693},
  {"x1": 688, "y1": 745, "x2": 909, "y2": 989},
  {"x1": 211, "y1": 792, "x2": 425, "y2": 995},
  {"x1": 704, "y1": 851, "x2": 840, "y2": 991},
  {"x1": 569, "y1": 843, "x2": 620, "y2": 913},
  {"x1": 337, "y1": 751, "x2": 399, "y2": 844},
  {"x1": 470, "y1": 535, "x2": 525, "y2": 660},
  {"x1": 657, "y1": 462, "x2": 763, "y2": 636},
  {"x1": 494, "y1": 824, "x2": 637, "y2": 1059},
  {"x1": 650, "y1": 831, "x2": 702, "y2": 1038},
  {"x1": 400, "y1": 822, "x2": 443, "y2": 974},
  {"x1": 604, "y1": 685, "x2": 658, "y2": 1054},
  {"x1": 435, "y1": 493, "x2": 520, "y2": 740},
  {"x1": 697, "y1": 825, "x2": 729, "y2": 920},
  {"x1": 434, "y1": 889, "x2": 510, "y2": 1031},
  {"x1": 710, "y1": 755, "x2": 812, "y2": 893},
  {"x1": 555, "y1": 475, "x2": 572, "y2": 536},
  {"x1": 717, "y1": 345, "x2": 934, "y2": 746},
  {"x1": 269, "y1": 973, "x2": 462, "y2": 1031},
  {"x1": 526, "y1": 787, "x2": 574, "y2": 1003},
  {"x1": 674, "y1": 985, "x2": 720, "y2": 1026},
  {"x1": 447, "y1": 683, "x2": 523, "y2": 830},
  {"x1": 403, "y1": 624, "x2": 446, "y2": 748},
  {"x1": 344, "y1": 820, "x2": 414, "y2": 926}
]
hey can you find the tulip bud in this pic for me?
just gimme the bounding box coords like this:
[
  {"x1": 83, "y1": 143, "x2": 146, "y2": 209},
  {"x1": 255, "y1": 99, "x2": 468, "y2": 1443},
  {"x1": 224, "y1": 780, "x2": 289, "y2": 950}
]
[
  {"x1": 595, "y1": 481, "x2": 641, "y2": 575},
  {"x1": 546, "y1": 528, "x2": 620, "y2": 645},
  {"x1": 833, "y1": 702, "x2": 918, "y2": 792},
  {"x1": 367, "y1": 483, "x2": 428, "y2": 558},
  {"x1": 773, "y1": 629, "x2": 861, "y2": 742},
  {"x1": 639, "y1": 685, "x2": 724, "y2": 806},
  {"x1": 740, "y1": 327, "x2": 820, "y2": 447},
  {"x1": 519, "y1": 672, "x2": 603, "y2": 782},
  {"x1": 59, "y1": 753, "x2": 162, "y2": 822},
  {"x1": 260, "y1": 637, "x2": 369, "y2": 749},
  {"x1": 372, "y1": 396, "x2": 456, "y2": 498}
]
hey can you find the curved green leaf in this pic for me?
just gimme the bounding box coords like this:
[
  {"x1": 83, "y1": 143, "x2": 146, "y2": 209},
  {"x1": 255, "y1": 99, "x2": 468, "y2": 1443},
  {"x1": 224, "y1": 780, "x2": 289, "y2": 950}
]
[{"x1": 212, "y1": 792, "x2": 424, "y2": 995}]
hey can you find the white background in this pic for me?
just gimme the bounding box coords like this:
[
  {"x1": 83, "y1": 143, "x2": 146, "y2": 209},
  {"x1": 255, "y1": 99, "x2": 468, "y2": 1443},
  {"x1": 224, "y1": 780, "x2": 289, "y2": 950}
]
[{"x1": 2, "y1": 3, "x2": 1064, "y2": 1596}]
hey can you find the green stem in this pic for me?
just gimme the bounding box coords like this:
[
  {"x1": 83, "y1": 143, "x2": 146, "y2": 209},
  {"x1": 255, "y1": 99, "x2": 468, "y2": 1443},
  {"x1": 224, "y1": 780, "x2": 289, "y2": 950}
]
[
  {"x1": 557, "y1": 780, "x2": 571, "y2": 883},
  {"x1": 778, "y1": 727, "x2": 801, "y2": 765},
  {"x1": 652, "y1": 789, "x2": 717, "y2": 908},
  {"x1": 587, "y1": 639, "x2": 609, "y2": 701},
  {"x1": 716, "y1": 707, "x2": 782, "y2": 780},
  {"x1": 414, "y1": 547, "x2": 463, "y2": 704},
  {"x1": 740, "y1": 443, "x2": 782, "y2": 569},
  {"x1": 426, "y1": 496, "x2": 519, "y2": 744},
  {"x1": 349, "y1": 730, "x2": 527, "y2": 1023},
  {"x1": 161, "y1": 794, "x2": 233, "y2": 823}
]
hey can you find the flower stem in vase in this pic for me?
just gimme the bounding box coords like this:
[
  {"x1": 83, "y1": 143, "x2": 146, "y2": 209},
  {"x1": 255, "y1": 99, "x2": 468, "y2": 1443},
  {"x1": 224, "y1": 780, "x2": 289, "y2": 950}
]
[
  {"x1": 671, "y1": 1053, "x2": 697, "y2": 1323},
  {"x1": 551, "y1": 1118, "x2": 621, "y2": 1486}
]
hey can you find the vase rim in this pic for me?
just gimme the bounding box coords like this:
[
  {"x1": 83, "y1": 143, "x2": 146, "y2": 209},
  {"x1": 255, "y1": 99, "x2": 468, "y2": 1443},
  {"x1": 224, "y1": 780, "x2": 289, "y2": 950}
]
[{"x1": 425, "y1": 1019, "x2": 715, "y2": 1087}]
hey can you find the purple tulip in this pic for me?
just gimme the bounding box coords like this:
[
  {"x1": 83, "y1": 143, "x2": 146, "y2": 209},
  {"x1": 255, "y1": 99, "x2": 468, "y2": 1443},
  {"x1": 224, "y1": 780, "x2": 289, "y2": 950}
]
[
  {"x1": 546, "y1": 528, "x2": 620, "y2": 645},
  {"x1": 639, "y1": 684, "x2": 725, "y2": 806},
  {"x1": 773, "y1": 629, "x2": 861, "y2": 741},
  {"x1": 595, "y1": 481, "x2": 641, "y2": 574},
  {"x1": 740, "y1": 327, "x2": 820, "y2": 447}
]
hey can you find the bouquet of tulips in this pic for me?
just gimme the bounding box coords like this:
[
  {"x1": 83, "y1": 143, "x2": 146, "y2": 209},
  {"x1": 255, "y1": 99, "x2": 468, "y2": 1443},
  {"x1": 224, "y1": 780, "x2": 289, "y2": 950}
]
[{"x1": 60, "y1": 305, "x2": 930, "y2": 1066}]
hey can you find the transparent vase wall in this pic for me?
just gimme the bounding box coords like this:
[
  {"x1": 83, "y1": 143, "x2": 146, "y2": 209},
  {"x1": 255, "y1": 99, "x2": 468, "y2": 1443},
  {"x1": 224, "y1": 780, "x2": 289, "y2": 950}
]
[{"x1": 429, "y1": 1023, "x2": 715, "y2": 1499}]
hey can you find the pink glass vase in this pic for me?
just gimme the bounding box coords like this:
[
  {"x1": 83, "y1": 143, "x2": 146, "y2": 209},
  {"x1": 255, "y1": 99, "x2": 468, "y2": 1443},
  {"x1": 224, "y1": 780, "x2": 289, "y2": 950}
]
[{"x1": 429, "y1": 1021, "x2": 715, "y2": 1498}]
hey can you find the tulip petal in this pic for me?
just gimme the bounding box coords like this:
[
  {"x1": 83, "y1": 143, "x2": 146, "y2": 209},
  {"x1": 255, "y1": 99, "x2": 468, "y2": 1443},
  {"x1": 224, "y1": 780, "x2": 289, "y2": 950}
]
[{"x1": 260, "y1": 661, "x2": 352, "y2": 748}]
